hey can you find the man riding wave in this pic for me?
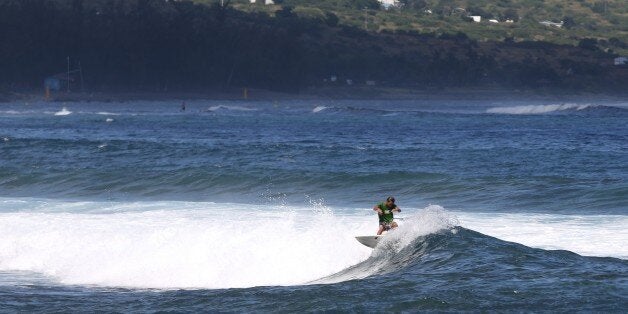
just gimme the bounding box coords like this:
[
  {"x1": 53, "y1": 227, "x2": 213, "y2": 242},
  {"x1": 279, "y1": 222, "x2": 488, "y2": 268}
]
[{"x1": 374, "y1": 196, "x2": 400, "y2": 235}]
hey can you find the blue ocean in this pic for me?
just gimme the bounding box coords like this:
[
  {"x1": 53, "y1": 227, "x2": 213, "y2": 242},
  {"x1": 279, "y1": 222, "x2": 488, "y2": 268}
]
[{"x1": 0, "y1": 97, "x2": 626, "y2": 311}]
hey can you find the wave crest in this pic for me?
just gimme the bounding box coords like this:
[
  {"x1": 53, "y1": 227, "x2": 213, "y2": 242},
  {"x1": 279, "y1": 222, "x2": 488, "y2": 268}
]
[
  {"x1": 54, "y1": 107, "x2": 72, "y2": 116},
  {"x1": 206, "y1": 105, "x2": 257, "y2": 112},
  {"x1": 486, "y1": 103, "x2": 628, "y2": 115},
  {"x1": 315, "y1": 205, "x2": 458, "y2": 284}
]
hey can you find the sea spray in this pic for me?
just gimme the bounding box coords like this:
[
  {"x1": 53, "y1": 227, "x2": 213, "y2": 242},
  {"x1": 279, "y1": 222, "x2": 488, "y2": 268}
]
[
  {"x1": 486, "y1": 103, "x2": 591, "y2": 114},
  {"x1": 313, "y1": 205, "x2": 460, "y2": 284},
  {"x1": 374, "y1": 205, "x2": 459, "y2": 255},
  {"x1": 0, "y1": 200, "x2": 372, "y2": 289}
]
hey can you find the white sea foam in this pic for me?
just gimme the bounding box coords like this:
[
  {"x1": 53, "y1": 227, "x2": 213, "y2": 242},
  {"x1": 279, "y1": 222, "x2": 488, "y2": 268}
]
[
  {"x1": 97, "y1": 112, "x2": 120, "y2": 116},
  {"x1": 0, "y1": 199, "x2": 625, "y2": 290},
  {"x1": 0, "y1": 199, "x2": 373, "y2": 289},
  {"x1": 314, "y1": 205, "x2": 457, "y2": 285},
  {"x1": 206, "y1": 105, "x2": 256, "y2": 112},
  {"x1": 105, "y1": 118, "x2": 114, "y2": 123},
  {"x1": 456, "y1": 212, "x2": 628, "y2": 259},
  {"x1": 486, "y1": 103, "x2": 592, "y2": 114},
  {"x1": 0, "y1": 110, "x2": 22, "y2": 115},
  {"x1": 54, "y1": 107, "x2": 72, "y2": 116},
  {"x1": 375, "y1": 205, "x2": 458, "y2": 254},
  {"x1": 312, "y1": 106, "x2": 328, "y2": 113}
]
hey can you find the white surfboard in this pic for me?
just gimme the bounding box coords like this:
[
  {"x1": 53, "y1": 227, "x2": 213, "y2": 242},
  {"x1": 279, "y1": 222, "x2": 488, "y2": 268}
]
[{"x1": 355, "y1": 235, "x2": 385, "y2": 248}]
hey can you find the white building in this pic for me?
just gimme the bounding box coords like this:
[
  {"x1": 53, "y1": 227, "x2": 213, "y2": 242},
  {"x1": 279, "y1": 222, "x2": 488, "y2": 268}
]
[
  {"x1": 489, "y1": 19, "x2": 499, "y2": 23},
  {"x1": 378, "y1": 0, "x2": 398, "y2": 8},
  {"x1": 615, "y1": 57, "x2": 628, "y2": 66},
  {"x1": 470, "y1": 16, "x2": 481, "y2": 22},
  {"x1": 540, "y1": 20, "x2": 563, "y2": 28}
]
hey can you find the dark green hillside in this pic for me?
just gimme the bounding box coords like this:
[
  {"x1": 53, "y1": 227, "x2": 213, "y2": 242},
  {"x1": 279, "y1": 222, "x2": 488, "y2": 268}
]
[
  {"x1": 0, "y1": 0, "x2": 625, "y2": 96},
  {"x1": 228, "y1": 0, "x2": 628, "y2": 54}
]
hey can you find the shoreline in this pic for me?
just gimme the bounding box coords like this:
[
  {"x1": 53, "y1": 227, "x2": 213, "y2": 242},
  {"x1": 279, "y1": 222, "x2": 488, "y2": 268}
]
[{"x1": 2, "y1": 86, "x2": 627, "y2": 103}]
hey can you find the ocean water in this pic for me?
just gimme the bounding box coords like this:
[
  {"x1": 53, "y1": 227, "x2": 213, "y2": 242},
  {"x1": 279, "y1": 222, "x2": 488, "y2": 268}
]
[{"x1": 0, "y1": 98, "x2": 626, "y2": 311}]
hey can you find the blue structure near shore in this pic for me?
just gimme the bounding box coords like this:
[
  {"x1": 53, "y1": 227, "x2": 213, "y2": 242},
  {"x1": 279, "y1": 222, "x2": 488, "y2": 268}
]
[{"x1": 44, "y1": 76, "x2": 62, "y2": 91}]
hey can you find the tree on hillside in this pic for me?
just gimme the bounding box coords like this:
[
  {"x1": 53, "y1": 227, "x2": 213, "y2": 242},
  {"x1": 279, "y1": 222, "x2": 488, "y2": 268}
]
[
  {"x1": 325, "y1": 12, "x2": 339, "y2": 26},
  {"x1": 563, "y1": 16, "x2": 575, "y2": 29},
  {"x1": 354, "y1": 0, "x2": 380, "y2": 10},
  {"x1": 467, "y1": 6, "x2": 493, "y2": 19},
  {"x1": 503, "y1": 8, "x2": 518, "y2": 21},
  {"x1": 578, "y1": 38, "x2": 599, "y2": 51},
  {"x1": 399, "y1": 0, "x2": 428, "y2": 10}
]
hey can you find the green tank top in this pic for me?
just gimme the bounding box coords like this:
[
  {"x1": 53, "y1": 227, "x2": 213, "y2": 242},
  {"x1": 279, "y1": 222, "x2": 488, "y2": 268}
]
[{"x1": 377, "y1": 202, "x2": 396, "y2": 223}]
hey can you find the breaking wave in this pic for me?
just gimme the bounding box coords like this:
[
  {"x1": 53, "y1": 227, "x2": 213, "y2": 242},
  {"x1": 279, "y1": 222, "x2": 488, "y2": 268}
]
[{"x1": 486, "y1": 103, "x2": 627, "y2": 115}]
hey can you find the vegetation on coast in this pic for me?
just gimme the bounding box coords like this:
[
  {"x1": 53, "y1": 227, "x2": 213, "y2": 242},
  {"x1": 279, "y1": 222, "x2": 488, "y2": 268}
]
[
  {"x1": 0, "y1": 0, "x2": 625, "y2": 96},
  {"x1": 228, "y1": 0, "x2": 627, "y2": 53}
]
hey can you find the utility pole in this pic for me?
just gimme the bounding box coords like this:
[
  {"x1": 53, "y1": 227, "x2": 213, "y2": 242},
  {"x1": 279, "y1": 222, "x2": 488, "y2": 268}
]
[
  {"x1": 67, "y1": 56, "x2": 70, "y2": 92},
  {"x1": 79, "y1": 61, "x2": 84, "y2": 92}
]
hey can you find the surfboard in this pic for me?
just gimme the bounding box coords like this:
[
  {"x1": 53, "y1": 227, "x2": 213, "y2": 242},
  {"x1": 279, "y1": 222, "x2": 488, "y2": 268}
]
[{"x1": 355, "y1": 235, "x2": 385, "y2": 248}]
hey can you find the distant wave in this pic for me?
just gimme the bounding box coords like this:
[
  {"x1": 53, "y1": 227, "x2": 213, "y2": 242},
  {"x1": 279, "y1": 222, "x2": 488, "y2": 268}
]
[
  {"x1": 486, "y1": 103, "x2": 627, "y2": 115},
  {"x1": 96, "y1": 111, "x2": 120, "y2": 116},
  {"x1": 54, "y1": 107, "x2": 72, "y2": 116},
  {"x1": 206, "y1": 105, "x2": 257, "y2": 112},
  {"x1": 312, "y1": 105, "x2": 328, "y2": 113},
  {"x1": 310, "y1": 105, "x2": 415, "y2": 115},
  {"x1": 0, "y1": 110, "x2": 23, "y2": 115}
]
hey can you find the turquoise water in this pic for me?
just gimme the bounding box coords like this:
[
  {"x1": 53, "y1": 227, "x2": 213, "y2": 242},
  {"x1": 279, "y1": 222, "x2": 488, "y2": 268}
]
[{"x1": 0, "y1": 98, "x2": 626, "y2": 311}]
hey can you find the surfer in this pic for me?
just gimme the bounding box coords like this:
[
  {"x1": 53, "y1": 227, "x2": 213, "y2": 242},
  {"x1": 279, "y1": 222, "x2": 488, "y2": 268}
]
[{"x1": 374, "y1": 196, "x2": 400, "y2": 235}]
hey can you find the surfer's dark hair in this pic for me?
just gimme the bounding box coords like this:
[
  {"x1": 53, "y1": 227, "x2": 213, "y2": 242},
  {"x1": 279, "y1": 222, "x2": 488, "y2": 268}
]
[{"x1": 387, "y1": 196, "x2": 395, "y2": 203}]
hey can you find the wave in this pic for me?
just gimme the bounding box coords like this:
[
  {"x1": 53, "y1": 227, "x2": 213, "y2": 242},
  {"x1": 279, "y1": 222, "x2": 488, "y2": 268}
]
[
  {"x1": 486, "y1": 103, "x2": 628, "y2": 115},
  {"x1": 96, "y1": 111, "x2": 120, "y2": 116},
  {"x1": 1, "y1": 161, "x2": 625, "y2": 215},
  {"x1": 0, "y1": 200, "x2": 372, "y2": 289},
  {"x1": 54, "y1": 107, "x2": 72, "y2": 116},
  {"x1": 318, "y1": 225, "x2": 627, "y2": 302},
  {"x1": 0, "y1": 199, "x2": 625, "y2": 291},
  {"x1": 206, "y1": 105, "x2": 257, "y2": 112},
  {"x1": 312, "y1": 106, "x2": 328, "y2": 113},
  {"x1": 308, "y1": 105, "x2": 418, "y2": 116},
  {"x1": 0, "y1": 110, "x2": 25, "y2": 115},
  {"x1": 315, "y1": 205, "x2": 458, "y2": 283},
  {"x1": 0, "y1": 201, "x2": 456, "y2": 290}
]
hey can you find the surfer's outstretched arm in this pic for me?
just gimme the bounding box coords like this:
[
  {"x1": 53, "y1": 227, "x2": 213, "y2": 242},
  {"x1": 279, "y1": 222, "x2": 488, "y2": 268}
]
[{"x1": 373, "y1": 205, "x2": 383, "y2": 215}]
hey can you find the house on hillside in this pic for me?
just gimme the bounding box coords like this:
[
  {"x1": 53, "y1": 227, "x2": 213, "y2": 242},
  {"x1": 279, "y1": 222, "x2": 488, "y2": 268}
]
[
  {"x1": 540, "y1": 20, "x2": 563, "y2": 28},
  {"x1": 615, "y1": 57, "x2": 628, "y2": 66},
  {"x1": 378, "y1": 0, "x2": 398, "y2": 8},
  {"x1": 249, "y1": 0, "x2": 274, "y2": 4},
  {"x1": 470, "y1": 16, "x2": 481, "y2": 22}
]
